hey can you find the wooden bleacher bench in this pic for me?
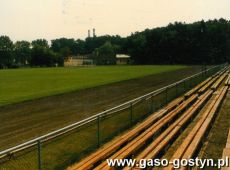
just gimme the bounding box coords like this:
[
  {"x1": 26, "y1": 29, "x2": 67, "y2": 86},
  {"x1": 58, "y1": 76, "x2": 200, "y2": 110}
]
[
  {"x1": 94, "y1": 95, "x2": 198, "y2": 170},
  {"x1": 180, "y1": 87, "x2": 227, "y2": 170},
  {"x1": 225, "y1": 74, "x2": 230, "y2": 86},
  {"x1": 123, "y1": 90, "x2": 212, "y2": 170},
  {"x1": 67, "y1": 97, "x2": 184, "y2": 170},
  {"x1": 185, "y1": 66, "x2": 228, "y2": 98},
  {"x1": 226, "y1": 130, "x2": 230, "y2": 149},
  {"x1": 198, "y1": 76, "x2": 219, "y2": 94},
  {"x1": 222, "y1": 149, "x2": 230, "y2": 170},
  {"x1": 164, "y1": 86, "x2": 228, "y2": 170},
  {"x1": 184, "y1": 77, "x2": 212, "y2": 98},
  {"x1": 214, "y1": 66, "x2": 227, "y2": 76},
  {"x1": 211, "y1": 74, "x2": 227, "y2": 90},
  {"x1": 199, "y1": 67, "x2": 228, "y2": 93},
  {"x1": 127, "y1": 72, "x2": 226, "y2": 170},
  {"x1": 222, "y1": 129, "x2": 230, "y2": 170}
]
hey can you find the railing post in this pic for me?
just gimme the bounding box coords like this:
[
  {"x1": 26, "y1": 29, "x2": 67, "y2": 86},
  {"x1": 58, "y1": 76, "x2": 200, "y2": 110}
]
[
  {"x1": 193, "y1": 76, "x2": 196, "y2": 86},
  {"x1": 202, "y1": 65, "x2": 205, "y2": 78},
  {"x1": 130, "y1": 103, "x2": 133, "y2": 126},
  {"x1": 184, "y1": 80, "x2": 186, "y2": 92},
  {"x1": 191, "y1": 77, "x2": 193, "y2": 88},
  {"x1": 176, "y1": 83, "x2": 178, "y2": 97},
  {"x1": 165, "y1": 88, "x2": 168, "y2": 105},
  {"x1": 196, "y1": 75, "x2": 199, "y2": 85},
  {"x1": 151, "y1": 95, "x2": 154, "y2": 113},
  {"x1": 37, "y1": 140, "x2": 42, "y2": 170},
  {"x1": 204, "y1": 65, "x2": 207, "y2": 76},
  {"x1": 199, "y1": 72, "x2": 201, "y2": 81},
  {"x1": 97, "y1": 116, "x2": 100, "y2": 148}
]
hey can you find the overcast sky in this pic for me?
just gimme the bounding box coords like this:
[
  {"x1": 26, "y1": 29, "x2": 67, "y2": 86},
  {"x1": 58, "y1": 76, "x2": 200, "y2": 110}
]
[{"x1": 1, "y1": 0, "x2": 230, "y2": 42}]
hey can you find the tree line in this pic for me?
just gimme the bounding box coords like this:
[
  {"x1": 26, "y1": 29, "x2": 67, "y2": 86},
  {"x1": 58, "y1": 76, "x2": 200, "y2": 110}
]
[
  {"x1": 126, "y1": 19, "x2": 230, "y2": 65},
  {"x1": 0, "y1": 18, "x2": 230, "y2": 68}
]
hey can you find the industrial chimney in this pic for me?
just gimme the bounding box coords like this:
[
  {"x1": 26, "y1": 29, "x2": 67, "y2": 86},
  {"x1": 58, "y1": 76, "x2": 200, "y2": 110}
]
[
  {"x1": 88, "y1": 30, "x2": 91, "y2": 38},
  {"x1": 93, "y1": 28, "x2": 96, "y2": 37}
]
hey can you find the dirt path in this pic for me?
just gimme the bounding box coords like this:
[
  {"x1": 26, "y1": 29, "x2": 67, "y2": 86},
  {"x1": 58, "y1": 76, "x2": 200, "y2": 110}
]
[{"x1": 0, "y1": 66, "x2": 201, "y2": 150}]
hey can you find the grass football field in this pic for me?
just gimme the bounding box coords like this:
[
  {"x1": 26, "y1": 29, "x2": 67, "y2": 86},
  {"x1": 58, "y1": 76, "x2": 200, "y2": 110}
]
[{"x1": 0, "y1": 65, "x2": 186, "y2": 106}]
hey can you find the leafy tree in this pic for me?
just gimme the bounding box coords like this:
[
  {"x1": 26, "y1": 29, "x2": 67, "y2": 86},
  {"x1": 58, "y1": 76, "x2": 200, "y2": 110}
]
[
  {"x1": 85, "y1": 35, "x2": 124, "y2": 54},
  {"x1": 31, "y1": 46, "x2": 62, "y2": 67},
  {"x1": 75, "y1": 39, "x2": 86, "y2": 54},
  {"x1": 51, "y1": 38, "x2": 75, "y2": 55},
  {"x1": 14, "y1": 41, "x2": 31, "y2": 66},
  {"x1": 0, "y1": 35, "x2": 14, "y2": 68},
  {"x1": 60, "y1": 47, "x2": 72, "y2": 59},
  {"x1": 125, "y1": 19, "x2": 230, "y2": 65},
  {"x1": 93, "y1": 41, "x2": 117, "y2": 65},
  {"x1": 32, "y1": 39, "x2": 49, "y2": 48}
]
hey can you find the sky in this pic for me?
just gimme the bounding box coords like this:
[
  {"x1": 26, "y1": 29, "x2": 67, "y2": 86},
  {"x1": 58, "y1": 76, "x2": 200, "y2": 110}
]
[{"x1": 0, "y1": 0, "x2": 230, "y2": 42}]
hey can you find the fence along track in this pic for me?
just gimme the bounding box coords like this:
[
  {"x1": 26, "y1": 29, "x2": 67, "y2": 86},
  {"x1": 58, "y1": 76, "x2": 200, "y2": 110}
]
[{"x1": 68, "y1": 66, "x2": 228, "y2": 170}]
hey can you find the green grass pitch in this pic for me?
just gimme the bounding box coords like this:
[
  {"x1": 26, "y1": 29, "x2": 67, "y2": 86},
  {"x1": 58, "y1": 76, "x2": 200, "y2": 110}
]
[{"x1": 0, "y1": 65, "x2": 186, "y2": 106}]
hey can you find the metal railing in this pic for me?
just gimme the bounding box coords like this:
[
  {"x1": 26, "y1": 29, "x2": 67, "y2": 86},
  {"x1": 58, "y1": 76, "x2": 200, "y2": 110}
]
[{"x1": 0, "y1": 64, "x2": 226, "y2": 170}]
